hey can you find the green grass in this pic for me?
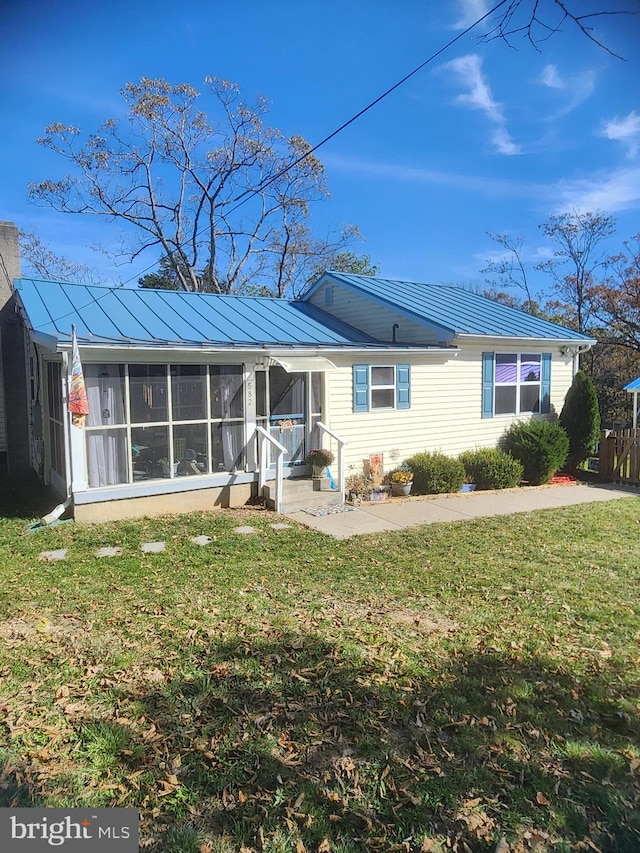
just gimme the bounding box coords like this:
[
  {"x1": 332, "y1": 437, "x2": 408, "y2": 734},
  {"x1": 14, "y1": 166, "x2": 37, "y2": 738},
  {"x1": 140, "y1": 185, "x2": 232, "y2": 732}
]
[{"x1": 1, "y1": 479, "x2": 639, "y2": 852}]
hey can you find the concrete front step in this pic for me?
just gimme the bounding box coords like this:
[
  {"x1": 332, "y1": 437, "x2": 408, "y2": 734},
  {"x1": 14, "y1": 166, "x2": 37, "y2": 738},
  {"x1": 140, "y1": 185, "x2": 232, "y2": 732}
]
[{"x1": 263, "y1": 476, "x2": 342, "y2": 513}]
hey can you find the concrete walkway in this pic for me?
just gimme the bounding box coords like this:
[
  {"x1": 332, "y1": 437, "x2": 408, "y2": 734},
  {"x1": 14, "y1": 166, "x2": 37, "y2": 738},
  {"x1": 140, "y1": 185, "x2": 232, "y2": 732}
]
[{"x1": 289, "y1": 482, "x2": 638, "y2": 539}]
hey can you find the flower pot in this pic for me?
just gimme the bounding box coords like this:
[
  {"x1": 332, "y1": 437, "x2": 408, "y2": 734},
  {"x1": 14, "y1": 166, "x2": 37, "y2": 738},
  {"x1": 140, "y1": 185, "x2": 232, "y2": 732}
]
[
  {"x1": 391, "y1": 482, "x2": 412, "y2": 497},
  {"x1": 312, "y1": 465, "x2": 325, "y2": 479}
]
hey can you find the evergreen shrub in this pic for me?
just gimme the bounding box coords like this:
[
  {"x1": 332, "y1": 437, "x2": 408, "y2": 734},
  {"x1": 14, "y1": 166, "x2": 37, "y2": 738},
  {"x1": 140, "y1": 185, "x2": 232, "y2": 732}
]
[
  {"x1": 559, "y1": 370, "x2": 601, "y2": 471},
  {"x1": 405, "y1": 451, "x2": 465, "y2": 495},
  {"x1": 458, "y1": 448, "x2": 524, "y2": 490},
  {"x1": 501, "y1": 419, "x2": 569, "y2": 485}
]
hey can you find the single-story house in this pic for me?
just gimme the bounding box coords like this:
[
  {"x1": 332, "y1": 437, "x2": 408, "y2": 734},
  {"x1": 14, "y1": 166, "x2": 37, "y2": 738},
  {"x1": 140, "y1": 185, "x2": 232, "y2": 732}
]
[{"x1": 0, "y1": 227, "x2": 595, "y2": 520}]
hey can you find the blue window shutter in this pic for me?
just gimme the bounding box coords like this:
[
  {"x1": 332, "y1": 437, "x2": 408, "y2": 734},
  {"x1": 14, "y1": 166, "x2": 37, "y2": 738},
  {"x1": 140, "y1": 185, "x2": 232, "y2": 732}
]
[
  {"x1": 353, "y1": 364, "x2": 370, "y2": 412},
  {"x1": 541, "y1": 353, "x2": 551, "y2": 413},
  {"x1": 482, "y1": 352, "x2": 494, "y2": 419},
  {"x1": 396, "y1": 364, "x2": 410, "y2": 409}
]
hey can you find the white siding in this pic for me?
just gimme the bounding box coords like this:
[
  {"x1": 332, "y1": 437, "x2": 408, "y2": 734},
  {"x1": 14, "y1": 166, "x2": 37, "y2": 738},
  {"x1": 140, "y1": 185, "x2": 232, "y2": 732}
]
[
  {"x1": 309, "y1": 283, "x2": 441, "y2": 344},
  {"x1": 324, "y1": 346, "x2": 575, "y2": 473}
]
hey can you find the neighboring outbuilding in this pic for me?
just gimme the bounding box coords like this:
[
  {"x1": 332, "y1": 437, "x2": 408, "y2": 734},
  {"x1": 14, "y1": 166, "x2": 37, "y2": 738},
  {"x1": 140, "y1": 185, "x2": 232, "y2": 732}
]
[
  {"x1": 623, "y1": 377, "x2": 640, "y2": 428},
  {"x1": 0, "y1": 224, "x2": 595, "y2": 520}
]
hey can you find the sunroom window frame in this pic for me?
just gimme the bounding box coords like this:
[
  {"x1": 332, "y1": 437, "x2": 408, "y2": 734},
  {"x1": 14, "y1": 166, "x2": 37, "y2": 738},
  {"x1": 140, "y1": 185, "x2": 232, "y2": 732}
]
[{"x1": 83, "y1": 362, "x2": 246, "y2": 487}]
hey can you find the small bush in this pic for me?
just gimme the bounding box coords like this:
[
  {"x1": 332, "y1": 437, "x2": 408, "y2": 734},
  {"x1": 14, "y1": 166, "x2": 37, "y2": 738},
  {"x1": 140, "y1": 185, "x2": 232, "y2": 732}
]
[
  {"x1": 501, "y1": 419, "x2": 569, "y2": 485},
  {"x1": 459, "y1": 448, "x2": 524, "y2": 490},
  {"x1": 346, "y1": 472, "x2": 374, "y2": 498},
  {"x1": 405, "y1": 451, "x2": 465, "y2": 495}
]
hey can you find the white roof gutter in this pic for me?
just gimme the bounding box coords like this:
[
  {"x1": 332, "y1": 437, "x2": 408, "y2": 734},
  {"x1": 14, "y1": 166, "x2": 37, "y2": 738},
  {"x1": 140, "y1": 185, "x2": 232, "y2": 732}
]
[{"x1": 456, "y1": 333, "x2": 596, "y2": 348}]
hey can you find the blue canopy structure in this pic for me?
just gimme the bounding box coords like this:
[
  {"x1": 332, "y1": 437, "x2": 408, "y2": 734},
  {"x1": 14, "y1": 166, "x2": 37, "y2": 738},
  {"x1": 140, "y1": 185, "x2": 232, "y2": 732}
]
[{"x1": 623, "y1": 377, "x2": 640, "y2": 428}]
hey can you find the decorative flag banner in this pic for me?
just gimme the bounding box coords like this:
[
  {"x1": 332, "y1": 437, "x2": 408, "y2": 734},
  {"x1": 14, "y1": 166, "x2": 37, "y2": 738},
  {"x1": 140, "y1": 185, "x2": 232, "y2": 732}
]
[{"x1": 68, "y1": 324, "x2": 89, "y2": 428}]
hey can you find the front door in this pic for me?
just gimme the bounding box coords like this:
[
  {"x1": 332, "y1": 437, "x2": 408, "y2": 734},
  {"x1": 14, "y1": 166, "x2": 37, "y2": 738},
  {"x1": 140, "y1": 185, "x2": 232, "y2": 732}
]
[
  {"x1": 257, "y1": 366, "x2": 323, "y2": 468},
  {"x1": 268, "y1": 366, "x2": 307, "y2": 465}
]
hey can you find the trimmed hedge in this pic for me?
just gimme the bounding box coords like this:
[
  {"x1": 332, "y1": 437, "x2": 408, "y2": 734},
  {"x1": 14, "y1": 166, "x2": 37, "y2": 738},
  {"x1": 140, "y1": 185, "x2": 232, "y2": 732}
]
[
  {"x1": 459, "y1": 448, "x2": 524, "y2": 490},
  {"x1": 405, "y1": 451, "x2": 465, "y2": 495},
  {"x1": 501, "y1": 419, "x2": 569, "y2": 485}
]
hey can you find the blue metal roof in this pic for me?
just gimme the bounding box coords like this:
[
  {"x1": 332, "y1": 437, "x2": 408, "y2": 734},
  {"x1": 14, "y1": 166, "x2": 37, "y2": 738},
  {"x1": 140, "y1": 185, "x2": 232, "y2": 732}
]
[
  {"x1": 308, "y1": 273, "x2": 594, "y2": 342},
  {"x1": 624, "y1": 377, "x2": 640, "y2": 392},
  {"x1": 14, "y1": 278, "x2": 379, "y2": 349}
]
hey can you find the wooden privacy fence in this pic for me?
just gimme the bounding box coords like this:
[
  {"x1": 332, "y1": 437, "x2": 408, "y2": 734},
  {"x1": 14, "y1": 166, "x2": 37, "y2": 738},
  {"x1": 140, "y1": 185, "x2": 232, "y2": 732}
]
[{"x1": 598, "y1": 428, "x2": 640, "y2": 485}]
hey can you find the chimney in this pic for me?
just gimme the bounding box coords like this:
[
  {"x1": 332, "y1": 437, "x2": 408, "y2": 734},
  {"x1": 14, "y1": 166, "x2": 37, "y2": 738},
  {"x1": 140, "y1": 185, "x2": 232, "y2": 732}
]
[
  {"x1": 0, "y1": 221, "x2": 21, "y2": 305},
  {"x1": 0, "y1": 221, "x2": 29, "y2": 474}
]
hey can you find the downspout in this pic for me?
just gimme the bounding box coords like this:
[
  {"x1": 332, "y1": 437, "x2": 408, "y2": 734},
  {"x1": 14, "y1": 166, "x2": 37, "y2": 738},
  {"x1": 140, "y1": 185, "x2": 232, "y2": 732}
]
[{"x1": 572, "y1": 344, "x2": 593, "y2": 377}]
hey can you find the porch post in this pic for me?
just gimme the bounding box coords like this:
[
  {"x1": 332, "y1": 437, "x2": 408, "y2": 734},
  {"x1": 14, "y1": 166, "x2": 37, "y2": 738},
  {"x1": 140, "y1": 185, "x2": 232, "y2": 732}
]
[{"x1": 244, "y1": 361, "x2": 258, "y2": 473}]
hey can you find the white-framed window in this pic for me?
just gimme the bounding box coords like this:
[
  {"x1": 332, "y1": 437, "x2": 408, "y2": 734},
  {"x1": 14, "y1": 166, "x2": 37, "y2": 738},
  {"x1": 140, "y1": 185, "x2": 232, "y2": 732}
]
[
  {"x1": 494, "y1": 353, "x2": 541, "y2": 415},
  {"x1": 84, "y1": 363, "x2": 245, "y2": 488},
  {"x1": 370, "y1": 365, "x2": 396, "y2": 409},
  {"x1": 353, "y1": 364, "x2": 411, "y2": 412}
]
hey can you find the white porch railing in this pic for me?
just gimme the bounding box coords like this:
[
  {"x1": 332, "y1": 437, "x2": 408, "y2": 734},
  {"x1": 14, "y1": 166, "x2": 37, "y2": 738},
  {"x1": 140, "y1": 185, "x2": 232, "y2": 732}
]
[
  {"x1": 316, "y1": 421, "x2": 347, "y2": 500},
  {"x1": 256, "y1": 425, "x2": 288, "y2": 513}
]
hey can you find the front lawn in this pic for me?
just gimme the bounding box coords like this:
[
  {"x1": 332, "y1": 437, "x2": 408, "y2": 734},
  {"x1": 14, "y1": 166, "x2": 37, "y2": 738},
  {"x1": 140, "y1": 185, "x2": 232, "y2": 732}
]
[{"x1": 0, "y1": 492, "x2": 639, "y2": 852}]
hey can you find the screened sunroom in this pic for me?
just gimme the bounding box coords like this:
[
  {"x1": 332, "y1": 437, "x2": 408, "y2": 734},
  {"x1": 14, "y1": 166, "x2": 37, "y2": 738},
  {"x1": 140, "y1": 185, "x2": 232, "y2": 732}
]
[{"x1": 16, "y1": 278, "x2": 365, "y2": 519}]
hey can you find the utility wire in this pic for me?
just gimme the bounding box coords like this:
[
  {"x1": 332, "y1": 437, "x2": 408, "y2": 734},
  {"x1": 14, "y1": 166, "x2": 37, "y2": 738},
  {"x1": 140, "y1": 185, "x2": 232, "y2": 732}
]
[
  {"x1": 48, "y1": 0, "x2": 510, "y2": 327},
  {"x1": 123, "y1": 0, "x2": 510, "y2": 286}
]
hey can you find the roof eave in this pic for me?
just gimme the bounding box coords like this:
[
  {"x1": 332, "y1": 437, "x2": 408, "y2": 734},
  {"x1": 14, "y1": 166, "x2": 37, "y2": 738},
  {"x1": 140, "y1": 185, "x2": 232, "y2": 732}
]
[
  {"x1": 455, "y1": 333, "x2": 596, "y2": 348},
  {"x1": 58, "y1": 341, "x2": 460, "y2": 357}
]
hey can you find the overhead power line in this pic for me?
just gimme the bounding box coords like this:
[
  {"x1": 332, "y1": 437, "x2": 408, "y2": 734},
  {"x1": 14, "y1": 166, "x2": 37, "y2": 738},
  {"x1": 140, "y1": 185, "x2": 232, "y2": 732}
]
[{"x1": 49, "y1": 0, "x2": 510, "y2": 325}]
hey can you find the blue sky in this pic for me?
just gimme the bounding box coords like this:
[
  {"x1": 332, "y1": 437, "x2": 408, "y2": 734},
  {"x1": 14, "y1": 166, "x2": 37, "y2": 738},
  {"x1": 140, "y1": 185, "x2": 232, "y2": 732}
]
[{"x1": 2, "y1": 0, "x2": 639, "y2": 300}]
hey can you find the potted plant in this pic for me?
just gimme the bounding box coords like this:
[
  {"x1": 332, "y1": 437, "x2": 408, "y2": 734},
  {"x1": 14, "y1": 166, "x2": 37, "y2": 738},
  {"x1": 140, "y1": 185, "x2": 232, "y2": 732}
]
[
  {"x1": 306, "y1": 448, "x2": 335, "y2": 478},
  {"x1": 345, "y1": 472, "x2": 374, "y2": 505},
  {"x1": 389, "y1": 467, "x2": 413, "y2": 497}
]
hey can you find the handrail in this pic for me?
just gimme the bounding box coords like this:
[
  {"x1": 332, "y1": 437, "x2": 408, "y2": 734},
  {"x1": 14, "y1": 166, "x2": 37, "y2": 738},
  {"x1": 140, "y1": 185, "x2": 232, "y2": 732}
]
[
  {"x1": 316, "y1": 421, "x2": 347, "y2": 500},
  {"x1": 256, "y1": 425, "x2": 288, "y2": 513}
]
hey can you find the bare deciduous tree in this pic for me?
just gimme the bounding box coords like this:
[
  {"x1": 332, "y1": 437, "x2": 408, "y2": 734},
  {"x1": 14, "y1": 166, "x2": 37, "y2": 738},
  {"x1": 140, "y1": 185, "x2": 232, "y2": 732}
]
[
  {"x1": 477, "y1": 1, "x2": 637, "y2": 58},
  {"x1": 29, "y1": 77, "x2": 358, "y2": 296},
  {"x1": 18, "y1": 230, "x2": 106, "y2": 285},
  {"x1": 482, "y1": 232, "x2": 538, "y2": 312},
  {"x1": 536, "y1": 210, "x2": 615, "y2": 334}
]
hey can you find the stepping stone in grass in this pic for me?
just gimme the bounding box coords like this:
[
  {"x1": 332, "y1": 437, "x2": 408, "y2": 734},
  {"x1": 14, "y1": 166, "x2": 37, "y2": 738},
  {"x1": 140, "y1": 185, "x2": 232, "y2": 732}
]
[
  {"x1": 141, "y1": 541, "x2": 166, "y2": 553},
  {"x1": 270, "y1": 523, "x2": 292, "y2": 530},
  {"x1": 96, "y1": 547, "x2": 123, "y2": 558},
  {"x1": 39, "y1": 549, "x2": 67, "y2": 561},
  {"x1": 191, "y1": 535, "x2": 214, "y2": 546},
  {"x1": 234, "y1": 526, "x2": 257, "y2": 535}
]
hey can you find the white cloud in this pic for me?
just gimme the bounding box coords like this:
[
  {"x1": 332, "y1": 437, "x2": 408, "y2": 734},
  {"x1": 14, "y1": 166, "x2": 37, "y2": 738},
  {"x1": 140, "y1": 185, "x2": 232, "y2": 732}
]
[
  {"x1": 539, "y1": 65, "x2": 564, "y2": 90},
  {"x1": 322, "y1": 153, "x2": 535, "y2": 198},
  {"x1": 440, "y1": 54, "x2": 520, "y2": 155},
  {"x1": 600, "y1": 111, "x2": 640, "y2": 158},
  {"x1": 554, "y1": 166, "x2": 640, "y2": 213},
  {"x1": 537, "y1": 65, "x2": 596, "y2": 118},
  {"x1": 492, "y1": 127, "x2": 520, "y2": 156},
  {"x1": 453, "y1": 0, "x2": 490, "y2": 29}
]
